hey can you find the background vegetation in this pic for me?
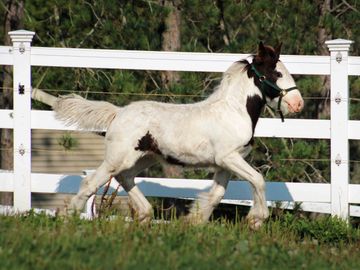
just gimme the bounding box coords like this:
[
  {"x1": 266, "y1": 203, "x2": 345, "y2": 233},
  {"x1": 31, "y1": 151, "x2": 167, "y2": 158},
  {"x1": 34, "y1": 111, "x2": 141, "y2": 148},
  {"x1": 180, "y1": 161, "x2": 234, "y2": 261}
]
[
  {"x1": 1, "y1": 0, "x2": 360, "y2": 187},
  {"x1": 1, "y1": 2, "x2": 360, "y2": 268}
]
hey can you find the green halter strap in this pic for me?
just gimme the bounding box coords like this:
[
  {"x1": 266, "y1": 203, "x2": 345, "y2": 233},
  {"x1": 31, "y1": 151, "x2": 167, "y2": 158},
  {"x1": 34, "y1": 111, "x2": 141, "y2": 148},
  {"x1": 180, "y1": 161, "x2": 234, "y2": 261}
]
[{"x1": 250, "y1": 64, "x2": 298, "y2": 122}]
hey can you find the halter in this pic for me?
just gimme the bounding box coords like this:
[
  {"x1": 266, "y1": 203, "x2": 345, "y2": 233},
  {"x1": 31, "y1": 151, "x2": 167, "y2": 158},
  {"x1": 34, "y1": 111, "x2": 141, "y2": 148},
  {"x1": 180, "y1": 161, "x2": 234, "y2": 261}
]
[{"x1": 250, "y1": 64, "x2": 298, "y2": 122}]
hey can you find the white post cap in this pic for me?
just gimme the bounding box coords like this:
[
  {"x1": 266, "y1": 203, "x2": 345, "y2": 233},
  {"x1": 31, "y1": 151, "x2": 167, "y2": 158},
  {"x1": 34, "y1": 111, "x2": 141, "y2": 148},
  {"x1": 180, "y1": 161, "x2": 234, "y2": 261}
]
[
  {"x1": 8, "y1": 29, "x2": 35, "y2": 43},
  {"x1": 325, "y1": 39, "x2": 353, "y2": 51}
]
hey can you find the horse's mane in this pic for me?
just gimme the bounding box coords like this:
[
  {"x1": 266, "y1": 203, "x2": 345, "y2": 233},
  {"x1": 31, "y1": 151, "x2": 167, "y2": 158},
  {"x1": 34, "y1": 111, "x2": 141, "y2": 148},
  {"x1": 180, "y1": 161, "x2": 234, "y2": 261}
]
[
  {"x1": 237, "y1": 59, "x2": 253, "y2": 72},
  {"x1": 226, "y1": 59, "x2": 253, "y2": 76},
  {"x1": 205, "y1": 57, "x2": 253, "y2": 102}
]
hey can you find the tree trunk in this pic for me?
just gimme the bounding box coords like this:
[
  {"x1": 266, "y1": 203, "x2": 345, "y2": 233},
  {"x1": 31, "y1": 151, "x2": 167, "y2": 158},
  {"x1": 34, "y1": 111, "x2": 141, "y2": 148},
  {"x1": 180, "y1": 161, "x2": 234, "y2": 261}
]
[
  {"x1": 317, "y1": 0, "x2": 332, "y2": 119},
  {"x1": 0, "y1": 0, "x2": 24, "y2": 205},
  {"x1": 160, "y1": 0, "x2": 182, "y2": 178},
  {"x1": 216, "y1": 0, "x2": 230, "y2": 46},
  {"x1": 160, "y1": 0, "x2": 181, "y2": 89}
]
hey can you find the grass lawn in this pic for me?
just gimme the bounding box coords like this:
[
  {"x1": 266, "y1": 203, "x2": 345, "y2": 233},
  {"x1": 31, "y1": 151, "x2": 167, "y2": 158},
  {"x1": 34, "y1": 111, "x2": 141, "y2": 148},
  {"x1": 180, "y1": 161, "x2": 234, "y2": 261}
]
[{"x1": 0, "y1": 210, "x2": 359, "y2": 270}]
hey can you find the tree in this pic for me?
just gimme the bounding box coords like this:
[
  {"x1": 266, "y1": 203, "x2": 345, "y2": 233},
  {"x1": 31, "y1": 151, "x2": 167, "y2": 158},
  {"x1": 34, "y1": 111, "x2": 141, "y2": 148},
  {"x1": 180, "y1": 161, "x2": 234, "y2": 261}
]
[
  {"x1": 317, "y1": 0, "x2": 332, "y2": 118},
  {"x1": 160, "y1": 0, "x2": 183, "y2": 178},
  {"x1": 160, "y1": 0, "x2": 181, "y2": 88},
  {"x1": 1, "y1": 0, "x2": 360, "y2": 186}
]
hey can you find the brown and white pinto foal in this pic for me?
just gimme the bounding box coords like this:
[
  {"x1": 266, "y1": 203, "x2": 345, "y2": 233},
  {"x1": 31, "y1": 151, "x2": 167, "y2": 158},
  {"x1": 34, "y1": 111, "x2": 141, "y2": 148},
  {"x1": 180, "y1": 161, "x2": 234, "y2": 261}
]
[{"x1": 54, "y1": 42, "x2": 303, "y2": 229}]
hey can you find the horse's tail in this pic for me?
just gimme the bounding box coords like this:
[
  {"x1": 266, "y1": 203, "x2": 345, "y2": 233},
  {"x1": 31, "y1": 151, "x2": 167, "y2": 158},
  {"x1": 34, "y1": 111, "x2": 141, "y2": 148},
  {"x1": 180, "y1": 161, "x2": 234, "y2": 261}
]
[{"x1": 53, "y1": 94, "x2": 118, "y2": 130}]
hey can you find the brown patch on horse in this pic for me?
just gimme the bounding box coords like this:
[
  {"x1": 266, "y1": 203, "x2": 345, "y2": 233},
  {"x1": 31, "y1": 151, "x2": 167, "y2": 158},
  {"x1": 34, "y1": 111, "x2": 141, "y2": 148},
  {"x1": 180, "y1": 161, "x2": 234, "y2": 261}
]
[
  {"x1": 246, "y1": 94, "x2": 265, "y2": 133},
  {"x1": 135, "y1": 131, "x2": 187, "y2": 166},
  {"x1": 135, "y1": 131, "x2": 161, "y2": 154},
  {"x1": 245, "y1": 94, "x2": 265, "y2": 146}
]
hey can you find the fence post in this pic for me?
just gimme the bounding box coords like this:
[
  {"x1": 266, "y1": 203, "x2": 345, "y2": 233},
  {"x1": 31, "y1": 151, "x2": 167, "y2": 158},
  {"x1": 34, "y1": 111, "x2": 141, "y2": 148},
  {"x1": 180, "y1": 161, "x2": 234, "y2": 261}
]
[
  {"x1": 326, "y1": 39, "x2": 353, "y2": 220},
  {"x1": 9, "y1": 30, "x2": 35, "y2": 212}
]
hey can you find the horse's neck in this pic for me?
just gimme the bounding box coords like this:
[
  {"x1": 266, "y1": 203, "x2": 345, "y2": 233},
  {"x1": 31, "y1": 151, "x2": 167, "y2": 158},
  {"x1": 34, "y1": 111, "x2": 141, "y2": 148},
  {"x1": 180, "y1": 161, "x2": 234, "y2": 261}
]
[{"x1": 205, "y1": 65, "x2": 261, "y2": 111}]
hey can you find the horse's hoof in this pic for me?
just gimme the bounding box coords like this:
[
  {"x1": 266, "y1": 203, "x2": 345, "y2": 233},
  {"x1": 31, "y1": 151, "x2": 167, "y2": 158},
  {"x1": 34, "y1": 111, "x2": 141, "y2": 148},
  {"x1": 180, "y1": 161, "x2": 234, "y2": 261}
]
[
  {"x1": 247, "y1": 216, "x2": 264, "y2": 231},
  {"x1": 139, "y1": 216, "x2": 152, "y2": 224},
  {"x1": 57, "y1": 205, "x2": 78, "y2": 217},
  {"x1": 184, "y1": 213, "x2": 206, "y2": 225}
]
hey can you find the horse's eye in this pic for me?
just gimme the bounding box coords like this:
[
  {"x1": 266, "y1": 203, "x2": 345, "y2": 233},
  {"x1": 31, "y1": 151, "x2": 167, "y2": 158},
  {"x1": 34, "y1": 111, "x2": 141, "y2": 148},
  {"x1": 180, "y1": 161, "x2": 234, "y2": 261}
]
[{"x1": 276, "y1": 72, "x2": 283, "y2": 78}]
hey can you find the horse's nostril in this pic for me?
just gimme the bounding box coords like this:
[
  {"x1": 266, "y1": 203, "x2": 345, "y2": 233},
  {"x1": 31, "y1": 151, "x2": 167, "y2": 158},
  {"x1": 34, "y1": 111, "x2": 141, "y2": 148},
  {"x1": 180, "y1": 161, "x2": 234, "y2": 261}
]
[
  {"x1": 299, "y1": 100, "x2": 304, "y2": 110},
  {"x1": 291, "y1": 100, "x2": 303, "y2": 113}
]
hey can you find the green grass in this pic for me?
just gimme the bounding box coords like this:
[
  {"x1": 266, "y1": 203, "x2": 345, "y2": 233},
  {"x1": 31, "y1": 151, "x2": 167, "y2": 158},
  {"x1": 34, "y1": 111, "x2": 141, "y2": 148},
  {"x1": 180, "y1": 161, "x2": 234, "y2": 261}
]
[{"x1": 0, "y1": 212, "x2": 359, "y2": 270}]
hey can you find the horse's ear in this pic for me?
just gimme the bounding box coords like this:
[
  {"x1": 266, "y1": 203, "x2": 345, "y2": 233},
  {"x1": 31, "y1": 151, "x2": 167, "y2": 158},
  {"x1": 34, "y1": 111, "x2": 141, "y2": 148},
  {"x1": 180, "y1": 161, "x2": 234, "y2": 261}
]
[
  {"x1": 258, "y1": 41, "x2": 266, "y2": 57},
  {"x1": 275, "y1": 42, "x2": 282, "y2": 59}
]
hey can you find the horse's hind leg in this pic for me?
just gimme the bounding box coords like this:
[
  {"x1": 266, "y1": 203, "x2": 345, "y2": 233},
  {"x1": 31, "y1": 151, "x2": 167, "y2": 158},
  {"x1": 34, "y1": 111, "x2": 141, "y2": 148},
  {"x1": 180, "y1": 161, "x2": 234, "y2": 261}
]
[
  {"x1": 69, "y1": 147, "x2": 144, "y2": 213},
  {"x1": 114, "y1": 155, "x2": 157, "y2": 222},
  {"x1": 187, "y1": 169, "x2": 230, "y2": 224},
  {"x1": 69, "y1": 160, "x2": 115, "y2": 212}
]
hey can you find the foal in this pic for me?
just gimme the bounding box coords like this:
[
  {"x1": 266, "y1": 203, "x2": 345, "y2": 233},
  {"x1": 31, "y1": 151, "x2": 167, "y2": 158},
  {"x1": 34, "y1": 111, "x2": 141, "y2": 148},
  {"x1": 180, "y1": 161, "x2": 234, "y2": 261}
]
[{"x1": 54, "y1": 42, "x2": 303, "y2": 229}]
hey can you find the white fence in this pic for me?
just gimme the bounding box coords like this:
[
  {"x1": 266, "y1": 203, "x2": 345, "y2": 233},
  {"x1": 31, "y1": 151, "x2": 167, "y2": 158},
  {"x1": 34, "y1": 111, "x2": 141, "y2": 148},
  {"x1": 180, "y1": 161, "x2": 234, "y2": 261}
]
[{"x1": 1, "y1": 30, "x2": 360, "y2": 219}]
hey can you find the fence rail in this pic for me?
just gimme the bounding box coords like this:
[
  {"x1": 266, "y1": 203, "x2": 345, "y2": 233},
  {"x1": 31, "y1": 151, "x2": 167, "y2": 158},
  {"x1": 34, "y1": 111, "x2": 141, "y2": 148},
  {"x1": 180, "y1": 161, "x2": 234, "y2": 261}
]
[
  {"x1": 0, "y1": 30, "x2": 360, "y2": 219},
  {"x1": 1, "y1": 45, "x2": 359, "y2": 74},
  {"x1": 0, "y1": 109, "x2": 359, "y2": 140}
]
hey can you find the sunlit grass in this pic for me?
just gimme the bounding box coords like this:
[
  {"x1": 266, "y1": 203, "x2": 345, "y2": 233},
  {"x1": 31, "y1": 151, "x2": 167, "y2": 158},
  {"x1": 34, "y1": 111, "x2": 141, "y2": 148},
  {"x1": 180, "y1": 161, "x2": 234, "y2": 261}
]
[{"x1": 0, "y1": 211, "x2": 359, "y2": 270}]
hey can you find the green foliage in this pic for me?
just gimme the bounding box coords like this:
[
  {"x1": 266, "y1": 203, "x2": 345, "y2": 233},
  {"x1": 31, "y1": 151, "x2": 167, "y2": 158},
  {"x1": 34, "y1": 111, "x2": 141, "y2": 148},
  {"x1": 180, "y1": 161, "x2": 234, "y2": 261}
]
[
  {"x1": 280, "y1": 212, "x2": 358, "y2": 244},
  {"x1": 57, "y1": 132, "x2": 78, "y2": 151},
  {"x1": 0, "y1": 213, "x2": 359, "y2": 269},
  {"x1": 350, "y1": 76, "x2": 360, "y2": 120},
  {"x1": 2, "y1": 0, "x2": 360, "y2": 181},
  {"x1": 250, "y1": 138, "x2": 330, "y2": 182},
  {"x1": 24, "y1": 0, "x2": 166, "y2": 50},
  {"x1": 295, "y1": 75, "x2": 324, "y2": 119}
]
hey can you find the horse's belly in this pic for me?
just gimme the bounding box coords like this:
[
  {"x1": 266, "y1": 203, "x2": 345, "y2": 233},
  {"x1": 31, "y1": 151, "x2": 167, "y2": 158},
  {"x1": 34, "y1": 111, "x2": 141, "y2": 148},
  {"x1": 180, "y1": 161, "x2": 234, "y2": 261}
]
[{"x1": 161, "y1": 139, "x2": 215, "y2": 167}]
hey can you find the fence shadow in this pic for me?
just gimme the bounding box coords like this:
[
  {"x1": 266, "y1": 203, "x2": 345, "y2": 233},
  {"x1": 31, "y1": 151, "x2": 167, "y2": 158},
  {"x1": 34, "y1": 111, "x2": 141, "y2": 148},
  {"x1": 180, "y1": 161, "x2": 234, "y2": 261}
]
[
  {"x1": 56, "y1": 176, "x2": 294, "y2": 202},
  {"x1": 56, "y1": 175, "x2": 82, "y2": 194}
]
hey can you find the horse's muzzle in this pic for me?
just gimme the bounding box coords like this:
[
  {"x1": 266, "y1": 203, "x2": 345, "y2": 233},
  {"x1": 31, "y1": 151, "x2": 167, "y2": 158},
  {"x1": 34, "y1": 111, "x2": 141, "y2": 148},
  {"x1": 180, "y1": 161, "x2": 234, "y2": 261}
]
[{"x1": 283, "y1": 91, "x2": 304, "y2": 113}]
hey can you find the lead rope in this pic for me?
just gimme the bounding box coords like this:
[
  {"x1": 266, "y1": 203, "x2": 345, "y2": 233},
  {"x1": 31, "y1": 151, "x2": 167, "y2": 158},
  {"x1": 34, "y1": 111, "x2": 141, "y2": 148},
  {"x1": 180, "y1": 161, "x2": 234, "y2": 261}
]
[{"x1": 277, "y1": 95, "x2": 285, "y2": 122}]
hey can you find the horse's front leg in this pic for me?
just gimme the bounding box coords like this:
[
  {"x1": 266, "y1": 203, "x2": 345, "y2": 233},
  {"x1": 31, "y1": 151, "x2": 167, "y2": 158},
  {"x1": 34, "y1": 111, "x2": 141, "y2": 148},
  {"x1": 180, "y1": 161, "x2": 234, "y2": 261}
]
[
  {"x1": 187, "y1": 169, "x2": 230, "y2": 224},
  {"x1": 217, "y1": 152, "x2": 269, "y2": 230}
]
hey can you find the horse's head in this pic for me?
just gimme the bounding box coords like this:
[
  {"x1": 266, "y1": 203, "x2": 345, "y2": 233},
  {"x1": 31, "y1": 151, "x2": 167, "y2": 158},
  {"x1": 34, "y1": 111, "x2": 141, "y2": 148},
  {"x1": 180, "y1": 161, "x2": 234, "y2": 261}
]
[{"x1": 250, "y1": 42, "x2": 304, "y2": 120}]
